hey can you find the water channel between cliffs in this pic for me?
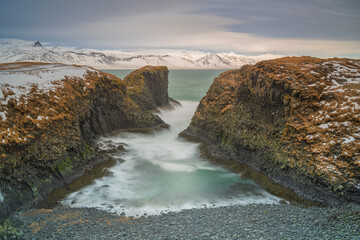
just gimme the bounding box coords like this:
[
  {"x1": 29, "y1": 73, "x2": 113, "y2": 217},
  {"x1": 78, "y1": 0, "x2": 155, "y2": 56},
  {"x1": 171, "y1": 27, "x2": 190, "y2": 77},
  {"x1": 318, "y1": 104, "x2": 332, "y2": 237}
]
[{"x1": 60, "y1": 70, "x2": 282, "y2": 216}]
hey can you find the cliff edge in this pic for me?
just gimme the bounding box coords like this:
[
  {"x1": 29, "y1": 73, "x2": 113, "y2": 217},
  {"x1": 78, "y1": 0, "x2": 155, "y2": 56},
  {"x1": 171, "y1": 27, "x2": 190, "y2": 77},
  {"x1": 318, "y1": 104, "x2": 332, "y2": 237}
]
[
  {"x1": 0, "y1": 63, "x2": 168, "y2": 218},
  {"x1": 182, "y1": 57, "x2": 360, "y2": 205},
  {"x1": 124, "y1": 65, "x2": 170, "y2": 109}
]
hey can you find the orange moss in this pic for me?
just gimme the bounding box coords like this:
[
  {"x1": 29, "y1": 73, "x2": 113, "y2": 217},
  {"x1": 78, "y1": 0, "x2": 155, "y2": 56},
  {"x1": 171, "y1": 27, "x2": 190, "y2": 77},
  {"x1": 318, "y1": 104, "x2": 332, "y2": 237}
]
[
  {"x1": 0, "y1": 63, "x2": 125, "y2": 168},
  {"x1": 191, "y1": 56, "x2": 360, "y2": 194}
]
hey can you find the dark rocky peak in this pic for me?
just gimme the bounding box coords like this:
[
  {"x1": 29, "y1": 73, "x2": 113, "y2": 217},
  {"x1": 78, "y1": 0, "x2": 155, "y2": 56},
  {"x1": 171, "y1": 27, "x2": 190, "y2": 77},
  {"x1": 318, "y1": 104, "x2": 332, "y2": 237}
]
[{"x1": 33, "y1": 41, "x2": 43, "y2": 47}]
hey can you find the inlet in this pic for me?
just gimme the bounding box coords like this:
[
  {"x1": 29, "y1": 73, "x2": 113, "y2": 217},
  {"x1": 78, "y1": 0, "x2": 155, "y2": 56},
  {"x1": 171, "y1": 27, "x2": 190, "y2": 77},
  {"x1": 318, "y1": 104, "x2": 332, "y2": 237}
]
[{"x1": 61, "y1": 100, "x2": 282, "y2": 216}]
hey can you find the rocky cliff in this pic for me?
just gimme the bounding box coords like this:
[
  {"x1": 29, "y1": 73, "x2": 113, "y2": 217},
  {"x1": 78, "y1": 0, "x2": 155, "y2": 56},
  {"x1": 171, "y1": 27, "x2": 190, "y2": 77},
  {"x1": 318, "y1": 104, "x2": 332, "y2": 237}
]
[
  {"x1": 0, "y1": 63, "x2": 168, "y2": 218},
  {"x1": 182, "y1": 57, "x2": 360, "y2": 205},
  {"x1": 124, "y1": 66, "x2": 170, "y2": 109}
]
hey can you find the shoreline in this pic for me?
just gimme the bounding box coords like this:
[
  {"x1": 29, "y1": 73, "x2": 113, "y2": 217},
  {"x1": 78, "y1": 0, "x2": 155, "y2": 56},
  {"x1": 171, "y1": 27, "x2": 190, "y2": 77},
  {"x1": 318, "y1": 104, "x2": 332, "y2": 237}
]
[
  {"x1": 179, "y1": 129, "x2": 353, "y2": 207},
  {"x1": 13, "y1": 126, "x2": 359, "y2": 238},
  {"x1": 43, "y1": 121, "x2": 170, "y2": 209},
  {"x1": 16, "y1": 202, "x2": 360, "y2": 239},
  {"x1": 178, "y1": 131, "x2": 324, "y2": 207}
]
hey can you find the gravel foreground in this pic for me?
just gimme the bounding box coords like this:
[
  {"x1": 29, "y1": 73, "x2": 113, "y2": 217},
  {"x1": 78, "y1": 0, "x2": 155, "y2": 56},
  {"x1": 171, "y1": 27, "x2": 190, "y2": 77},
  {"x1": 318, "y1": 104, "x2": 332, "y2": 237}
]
[{"x1": 13, "y1": 203, "x2": 360, "y2": 240}]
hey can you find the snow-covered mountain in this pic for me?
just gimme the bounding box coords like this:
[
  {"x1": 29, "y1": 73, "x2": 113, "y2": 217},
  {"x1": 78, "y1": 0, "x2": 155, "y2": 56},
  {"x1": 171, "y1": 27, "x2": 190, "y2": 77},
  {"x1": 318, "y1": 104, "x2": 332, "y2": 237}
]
[{"x1": 0, "y1": 39, "x2": 283, "y2": 69}]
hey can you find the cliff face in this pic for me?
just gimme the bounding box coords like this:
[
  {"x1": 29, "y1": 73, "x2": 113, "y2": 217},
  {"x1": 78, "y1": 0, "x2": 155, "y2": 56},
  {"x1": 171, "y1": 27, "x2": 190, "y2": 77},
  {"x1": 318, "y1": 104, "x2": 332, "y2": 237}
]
[
  {"x1": 183, "y1": 57, "x2": 360, "y2": 204},
  {"x1": 0, "y1": 63, "x2": 168, "y2": 218},
  {"x1": 124, "y1": 66, "x2": 170, "y2": 109}
]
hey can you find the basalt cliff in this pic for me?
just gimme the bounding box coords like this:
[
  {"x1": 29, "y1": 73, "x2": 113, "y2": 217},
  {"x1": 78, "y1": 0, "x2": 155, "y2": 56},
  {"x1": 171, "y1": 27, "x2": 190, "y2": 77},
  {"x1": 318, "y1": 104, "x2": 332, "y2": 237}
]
[
  {"x1": 124, "y1": 65, "x2": 170, "y2": 109},
  {"x1": 0, "y1": 63, "x2": 170, "y2": 218},
  {"x1": 182, "y1": 57, "x2": 360, "y2": 205}
]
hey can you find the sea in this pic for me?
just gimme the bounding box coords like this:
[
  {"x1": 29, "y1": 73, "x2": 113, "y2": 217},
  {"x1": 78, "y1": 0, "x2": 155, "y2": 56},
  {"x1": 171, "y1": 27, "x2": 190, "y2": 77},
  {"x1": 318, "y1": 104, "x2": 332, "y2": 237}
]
[{"x1": 60, "y1": 69, "x2": 282, "y2": 216}]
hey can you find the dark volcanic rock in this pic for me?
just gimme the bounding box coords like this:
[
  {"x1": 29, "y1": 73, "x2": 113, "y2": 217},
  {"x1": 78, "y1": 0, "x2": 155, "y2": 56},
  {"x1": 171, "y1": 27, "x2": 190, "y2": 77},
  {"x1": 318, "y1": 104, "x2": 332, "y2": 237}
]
[
  {"x1": 0, "y1": 63, "x2": 168, "y2": 218},
  {"x1": 124, "y1": 65, "x2": 170, "y2": 109},
  {"x1": 182, "y1": 56, "x2": 360, "y2": 205},
  {"x1": 33, "y1": 41, "x2": 42, "y2": 47}
]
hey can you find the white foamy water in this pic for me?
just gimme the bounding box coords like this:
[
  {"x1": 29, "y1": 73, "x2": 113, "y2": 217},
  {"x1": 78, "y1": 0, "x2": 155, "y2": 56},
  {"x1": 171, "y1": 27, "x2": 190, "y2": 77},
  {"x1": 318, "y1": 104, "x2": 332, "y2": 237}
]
[{"x1": 61, "y1": 101, "x2": 282, "y2": 216}]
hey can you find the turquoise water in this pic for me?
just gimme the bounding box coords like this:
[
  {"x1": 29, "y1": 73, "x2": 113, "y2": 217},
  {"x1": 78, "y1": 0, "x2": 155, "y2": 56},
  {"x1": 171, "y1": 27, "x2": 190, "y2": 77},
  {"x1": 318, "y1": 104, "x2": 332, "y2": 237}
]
[
  {"x1": 169, "y1": 69, "x2": 226, "y2": 101},
  {"x1": 61, "y1": 69, "x2": 282, "y2": 216},
  {"x1": 103, "y1": 69, "x2": 226, "y2": 101},
  {"x1": 104, "y1": 69, "x2": 134, "y2": 80}
]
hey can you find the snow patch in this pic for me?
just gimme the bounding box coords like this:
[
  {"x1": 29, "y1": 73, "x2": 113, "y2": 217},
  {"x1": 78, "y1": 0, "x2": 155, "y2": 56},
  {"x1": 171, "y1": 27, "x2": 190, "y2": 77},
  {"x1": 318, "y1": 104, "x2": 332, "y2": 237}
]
[
  {"x1": 342, "y1": 136, "x2": 355, "y2": 144},
  {"x1": 325, "y1": 62, "x2": 360, "y2": 85},
  {"x1": 0, "y1": 111, "x2": 6, "y2": 121},
  {"x1": 0, "y1": 63, "x2": 98, "y2": 101},
  {"x1": 319, "y1": 123, "x2": 330, "y2": 129},
  {"x1": 341, "y1": 121, "x2": 351, "y2": 127}
]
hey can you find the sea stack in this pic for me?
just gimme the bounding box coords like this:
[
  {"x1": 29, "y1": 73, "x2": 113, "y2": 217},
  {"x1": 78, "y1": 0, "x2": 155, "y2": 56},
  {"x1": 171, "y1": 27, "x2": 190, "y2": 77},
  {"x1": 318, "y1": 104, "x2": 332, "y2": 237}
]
[{"x1": 124, "y1": 65, "x2": 170, "y2": 109}]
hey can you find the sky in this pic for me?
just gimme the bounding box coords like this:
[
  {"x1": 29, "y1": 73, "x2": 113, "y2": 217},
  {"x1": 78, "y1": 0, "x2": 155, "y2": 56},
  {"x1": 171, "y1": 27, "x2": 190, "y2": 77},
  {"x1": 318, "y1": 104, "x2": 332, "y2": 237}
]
[{"x1": 0, "y1": 0, "x2": 360, "y2": 57}]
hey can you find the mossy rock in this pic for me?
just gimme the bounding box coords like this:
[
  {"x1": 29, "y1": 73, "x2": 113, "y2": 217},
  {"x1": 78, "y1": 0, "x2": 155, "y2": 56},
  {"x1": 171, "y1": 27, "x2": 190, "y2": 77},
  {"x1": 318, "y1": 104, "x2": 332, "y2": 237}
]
[{"x1": 184, "y1": 56, "x2": 360, "y2": 204}]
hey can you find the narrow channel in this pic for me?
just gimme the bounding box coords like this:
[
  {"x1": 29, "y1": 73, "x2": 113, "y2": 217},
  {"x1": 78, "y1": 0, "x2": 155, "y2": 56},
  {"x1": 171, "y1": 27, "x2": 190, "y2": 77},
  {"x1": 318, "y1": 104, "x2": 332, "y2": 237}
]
[{"x1": 60, "y1": 70, "x2": 282, "y2": 216}]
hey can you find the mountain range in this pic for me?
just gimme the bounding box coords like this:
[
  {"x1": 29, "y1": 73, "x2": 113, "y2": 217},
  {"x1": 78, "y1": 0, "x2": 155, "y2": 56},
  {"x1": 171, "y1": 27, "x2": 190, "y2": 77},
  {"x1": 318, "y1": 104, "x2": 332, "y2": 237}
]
[{"x1": 0, "y1": 39, "x2": 283, "y2": 69}]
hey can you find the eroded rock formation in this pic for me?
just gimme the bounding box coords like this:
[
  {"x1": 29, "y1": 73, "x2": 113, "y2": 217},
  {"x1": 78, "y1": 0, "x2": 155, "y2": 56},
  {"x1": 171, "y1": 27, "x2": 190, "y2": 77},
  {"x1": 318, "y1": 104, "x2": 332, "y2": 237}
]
[
  {"x1": 0, "y1": 63, "x2": 169, "y2": 218},
  {"x1": 124, "y1": 66, "x2": 170, "y2": 109},
  {"x1": 182, "y1": 57, "x2": 360, "y2": 204}
]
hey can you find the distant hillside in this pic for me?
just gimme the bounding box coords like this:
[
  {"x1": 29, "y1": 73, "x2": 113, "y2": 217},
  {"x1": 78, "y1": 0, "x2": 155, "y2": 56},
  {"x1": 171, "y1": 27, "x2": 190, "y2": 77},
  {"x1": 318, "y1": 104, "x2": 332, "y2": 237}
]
[{"x1": 0, "y1": 39, "x2": 283, "y2": 69}]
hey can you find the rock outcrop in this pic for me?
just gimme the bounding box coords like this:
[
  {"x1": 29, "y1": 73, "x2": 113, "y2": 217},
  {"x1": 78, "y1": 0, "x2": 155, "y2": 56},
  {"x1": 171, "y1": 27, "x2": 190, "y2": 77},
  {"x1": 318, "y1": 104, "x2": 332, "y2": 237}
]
[
  {"x1": 0, "y1": 63, "x2": 168, "y2": 218},
  {"x1": 124, "y1": 65, "x2": 170, "y2": 109},
  {"x1": 182, "y1": 57, "x2": 360, "y2": 205},
  {"x1": 33, "y1": 41, "x2": 42, "y2": 47}
]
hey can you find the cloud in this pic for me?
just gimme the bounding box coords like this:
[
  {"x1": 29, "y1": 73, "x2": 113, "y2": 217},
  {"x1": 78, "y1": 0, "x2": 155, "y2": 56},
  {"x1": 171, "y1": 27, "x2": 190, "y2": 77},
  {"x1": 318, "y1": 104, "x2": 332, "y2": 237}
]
[
  {"x1": 79, "y1": 13, "x2": 240, "y2": 42},
  {"x1": 37, "y1": 12, "x2": 359, "y2": 57},
  {"x1": 1, "y1": 0, "x2": 359, "y2": 57}
]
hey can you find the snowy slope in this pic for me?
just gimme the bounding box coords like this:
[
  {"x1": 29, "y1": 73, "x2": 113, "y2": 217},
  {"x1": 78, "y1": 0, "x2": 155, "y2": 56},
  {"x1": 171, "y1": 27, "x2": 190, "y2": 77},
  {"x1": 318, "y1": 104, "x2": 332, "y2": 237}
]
[
  {"x1": 0, "y1": 62, "x2": 98, "y2": 102},
  {"x1": 0, "y1": 62, "x2": 99, "y2": 123},
  {"x1": 0, "y1": 39, "x2": 283, "y2": 69}
]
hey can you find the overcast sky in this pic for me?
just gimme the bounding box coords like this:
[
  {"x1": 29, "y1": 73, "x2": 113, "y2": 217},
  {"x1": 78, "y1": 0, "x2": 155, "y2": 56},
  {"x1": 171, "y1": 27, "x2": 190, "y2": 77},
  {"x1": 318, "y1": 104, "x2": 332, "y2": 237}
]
[{"x1": 1, "y1": 0, "x2": 359, "y2": 57}]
